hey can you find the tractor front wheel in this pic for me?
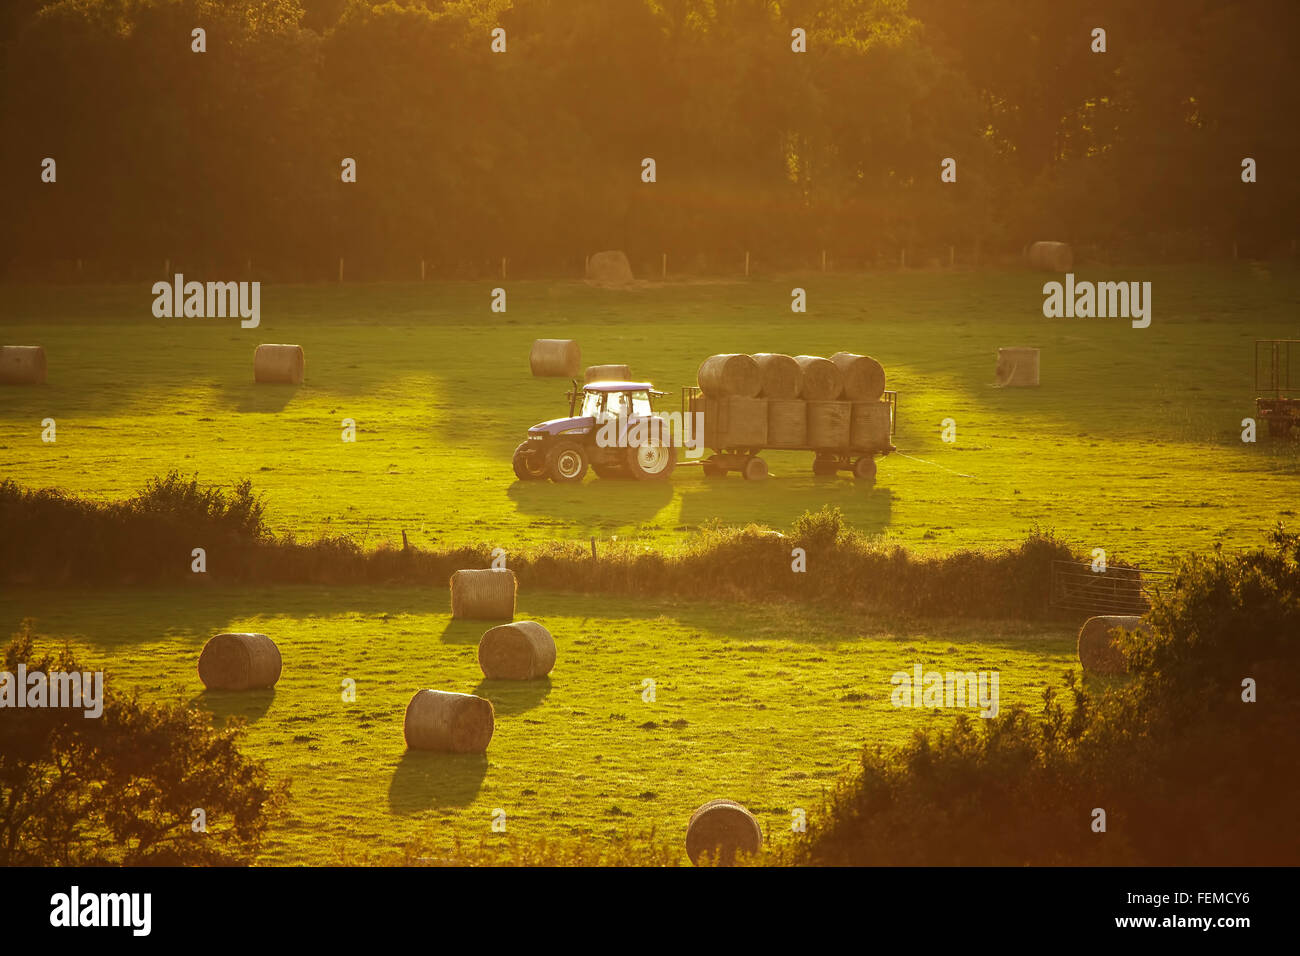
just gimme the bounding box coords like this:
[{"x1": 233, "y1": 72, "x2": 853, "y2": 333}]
[
  {"x1": 512, "y1": 442, "x2": 547, "y2": 480},
  {"x1": 547, "y1": 440, "x2": 589, "y2": 483}
]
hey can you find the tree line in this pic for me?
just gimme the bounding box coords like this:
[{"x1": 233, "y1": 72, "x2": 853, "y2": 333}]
[{"x1": 2, "y1": 0, "x2": 1296, "y2": 280}]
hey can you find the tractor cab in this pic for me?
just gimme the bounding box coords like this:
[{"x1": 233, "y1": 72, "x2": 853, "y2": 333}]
[{"x1": 514, "y1": 381, "x2": 676, "y2": 483}]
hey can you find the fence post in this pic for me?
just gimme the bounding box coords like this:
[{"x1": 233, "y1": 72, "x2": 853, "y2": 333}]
[
  {"x1": 744, "y1": 251, "x2": 750, "y2": 277},
  {"x1": 661, "y1": 252, "x2": 667, "y2": 279}
]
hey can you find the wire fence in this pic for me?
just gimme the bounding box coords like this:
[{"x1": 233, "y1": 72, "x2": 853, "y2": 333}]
[{"x1": 1050, "y1": 559, "x2": 1173, "y2": 615}]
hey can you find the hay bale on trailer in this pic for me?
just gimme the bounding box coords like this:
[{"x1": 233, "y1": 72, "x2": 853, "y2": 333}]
[
  {"x1": 0, "y1": 346, "x2": 47, "y2": 385},
  {"x1": 1077, "y1": 615, "x2": 1150, "y2": 676},
  {"x1": 698, "y1": 353, "x2": 762, "y2": 398},
  {"x1": 686, "y1": 799, "x2": 763, "y2": 866},
  {"x1": 450, "y1": 568, "x2": 517, "y2": 620},
  {"x1": 750, "y1": 353, "x2": 802, "y2": 399},
  {"x1": 530, "y1": 339, "x2": 581, "y2": 378},
  {"x1": 478, "y1": 620, "x2": 556, "y2": 680},
  {"x1": 793, "y1": 356, "x2": 843, "y2": 401},
  {"x1": 849, "y1": 401, "x2": 891, "y2": 449},
  {"x1": 585, "y1": 250, "x2": 634, "y2": 286},
  {"x1": 767, "y1": 399, "x2": 807, "y2": 447},
  {"x1": 585, "y1": 364, "x2": 631, "y2": 383},
  {"x1": 1027, "y1": 241, "x2": 1073, "y2": 272},
  {"x1": 702, "y1": 396, "x2": 768, "y2": 448},
  {"x1": 403, "y1": 689, "x2": 495, "y2": 753},
  {"x1": 830, "y1": 352, "x2": 886, "y2": 402},
  {"x1": 807, "y1": 401, "x2": 851, "y2": 448},
  {"x1": 253, "y1": 344, "x2": 304, "y2": 384},
  {"x1": 995, "y1": 347, "x2": 1040, "y2": 387},
  {"x1": 197, "y1": 633, "x2": 282, "y2": 690}
]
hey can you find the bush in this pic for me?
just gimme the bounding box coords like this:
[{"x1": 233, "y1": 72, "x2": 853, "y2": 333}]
[{"x1": 0, "y1": 621, "x2": 287, "y2": 865}]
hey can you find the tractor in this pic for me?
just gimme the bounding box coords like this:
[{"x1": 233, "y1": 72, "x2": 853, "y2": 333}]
[{"x1": 512, "y1": 380, "x2": 678, "y2": 482}]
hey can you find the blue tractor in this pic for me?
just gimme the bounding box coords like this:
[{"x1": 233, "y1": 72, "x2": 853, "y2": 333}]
[{"x1": 512, "y1": 380, "x2": 677, "y2": 483}]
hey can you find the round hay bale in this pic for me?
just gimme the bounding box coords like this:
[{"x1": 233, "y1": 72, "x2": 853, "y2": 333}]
[
  {"x1": 478, "y1": 620, "x2": 556, "y2": 680},
  {"x1": 0, "y1": 346, "x2": 47, "y2": 385},
  {"x1": 197, "y1": 633, "x2": 282, "y2": 691},
  {"x1": 585, "y1": 364, "x2": 631, "y2": 383},
  {"x1": 1077, "y1": 615, "x2": 1148, "y2": 676},
  {"x1": 698, "y1": 354, "x2": 762, "y2": 398},
  {"x1": 450, "y1": 568, "x2": 517, "y2": 620},
  {"x1": 807, "y1": 401, "x2": 851, "y2": 449},
  {"x1": 849, "y1": 401, "x2": 891, "y2": 450},
  {"x1": 1027, "y1": 241, "x2": 1073, "y2": 272},
  {"x1": 995, "y1": 347, "x2": 1040, "y2": 387},
  {"x1": 750, "y1": 353, "x2": 801, "y2": 399},
  {"x1": 793, "y1": 356, "x2": 843, "y2": 401},
  {"x1": 830, "y1": 352, "x2": 886, "y2": 402},
  {"x1": 529, "y1": 339, "x2": 581, "y2": 378},
  {"x1": 585, "y1": 250, "x2": 634, "y2": 286},
  {"x1": 403, "y1": 689, "x2": 495, "y2": 753},
  {"x1": 686, "y1": 799, "x2": 763, "y2": 866},
  {"x1": 767, "y1": 399, "x2": 807, "y2": 448},
  {"x1": 253, "y1": 344, "x2": 304, "y2": 385}
]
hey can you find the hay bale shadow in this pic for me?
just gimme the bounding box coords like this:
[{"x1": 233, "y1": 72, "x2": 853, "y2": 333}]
[
  {"x1": 225, "y1": 384, "x2": 299, "y2": 414},
  {"x1": 472, "y1": 676, "x2": 552, "y2": 715},
  {"x1": 192, "y1": 687, "x2": 276, "y2": 725},
  {"x1": 388, "y1": 751, "x2": 488, "y2": 813},
  {"x1": 439, "y1": 618, "x2": 499, "y2": 644}
]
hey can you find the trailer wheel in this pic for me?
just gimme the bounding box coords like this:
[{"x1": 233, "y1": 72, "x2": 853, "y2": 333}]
[
  {"x1": 742, "y1": 456, "x2": 769, "y2": 481},
  {"x1": 1267, "y1": 418, "x2": 1295, "y2": 438},
  {"x1": 701, "y1": 455, "x2": 725, "y2": 478},
  {"x1": 627, "y1": 443, "x2": 676, "y2": 480},
  {"x1": 547, "y1": 440, "x2": 589, "y2": 483},
  {"x1": 812, "y1": 453, "x2": 837, "y2": 476},
  {"x1": 512, "y1": 442, "x2": 547, "y2": 480},
  {"x1": 852, "y1": 456, "x2": 877, "y2": 484}
]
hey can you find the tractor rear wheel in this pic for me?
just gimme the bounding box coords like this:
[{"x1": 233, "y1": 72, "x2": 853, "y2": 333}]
[
  {"x1": 547, "y1": 440, "x2": 589, "y2": 483},
  {"x1": 512, "y1": 442, "x2": 547, "y2": 480},
  {"x1": 627, "y1": 443, "x2": 676, "y2": 480}
]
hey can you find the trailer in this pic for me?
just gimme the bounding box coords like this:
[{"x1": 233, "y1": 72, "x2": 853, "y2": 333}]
[{"x1": 1255, "y1": 339, "x2": 1300, "y2": 438}]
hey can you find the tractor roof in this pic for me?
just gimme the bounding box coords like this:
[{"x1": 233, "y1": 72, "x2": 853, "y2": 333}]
[{"x1": 583, "y1": 381, "x2": 654, "y2": 392}]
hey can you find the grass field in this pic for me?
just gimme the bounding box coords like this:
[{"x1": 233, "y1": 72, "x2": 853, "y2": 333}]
[
  {"x1": 3, "y1": 265, "x2": 1298, "y2": 565},
  {"x1": 0, "y1": 589, "x2": 1076, "y2": 864}
]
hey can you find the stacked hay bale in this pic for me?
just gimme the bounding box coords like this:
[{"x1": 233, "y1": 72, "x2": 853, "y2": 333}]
[
  {"x1": 585, "y1": 364, "x2": 630, "y2": 383},
  {"x1": 1077, "y1": 615, "x2": 1150, "y2": 676},
  {"x1": 197, "y1": 633, "x2": 282, "y2": 690},
  {"x1": 685, "y1": 799, "x2": 763, "y2": 866},
  {"x1": 450, "y1": 568, "x2": 517, "y2": 619},
  {"x1": 1027, "y1": 241, "x2": 1072, "y2": 272},
  {"x1": 697, "y1": 354, "x2": 766, "y2": 449},
  {"x1": 0, "y1": 346, "x2": 47, "y2": 385},
  {"x1": 530, "y1": 339, "x2": 581, "y2": 378},
  {"x1": 253, "y1": 345, "x2": 304, "y2": 384},
  {"x1": 404, "y1": 689, "x2": 495, "y2": 753}
]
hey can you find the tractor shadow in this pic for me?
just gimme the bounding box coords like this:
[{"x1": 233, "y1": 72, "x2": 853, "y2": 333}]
[
  {"x1": 507, "y1": 476, "x2": 674, "y2": 527},
  {"x1": 472, "y1": 676, "x2": 552, "y2": 715},
  {"x1": 388, "y1": 751, "x2": 488, "y2": 813}
]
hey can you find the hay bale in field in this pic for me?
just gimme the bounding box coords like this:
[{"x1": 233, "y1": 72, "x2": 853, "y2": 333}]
[
  {"x1": 530, "y1": 339, "x2": 581, "y2": 378},
  {"x1": 585, "y1": 250, "x2": 634, "y2": 286},
  {"x1": 253, "y1": 344, "x2": 304, "y2": 385},
  {"x1": 793, "y1": 356, "x2": 843, "y2": 401},
  {"x1": 197, "y1": 633, "x2": 282, "y2": 691},
  {"x1": 404, "y1": 689, "x2": 495, "y2": 753},
  {"x1": 750, "y1": 353, "x2": 801, "y2": 399},
  {"x1": 1077, "y1": 615, "x2": 1149, "y2": 676},
  {"x1": 450, "y1": 568, "x2": 517, "y2": 620},
  {"x1": 830, "y1": 351, "x2": 886, "y2": 402},
  {"x1": 994, "y1": 347, "x2": 1040, "y2": 387},
  {"x1": 702, "y1": 396, "x2": 767, "y2": 448},
  {"x1": 698, "y1": 353, "x2": 762, "y2": 398},
  {"x1": 585, "y1": 364, "x2": 631, "y2": 383},
  {"x1": 849, "y1": 401, "x2": 891, "y2": 450},
  {"x1": 686, "y1": 799, "x2": 763, "y2": 866},
  {"x1": 767, "y1": 399, "x2": 807, "y2": 448},
  {"x1": 1027, "y1": 241, "x2": 1073, "y2": 272},
  {"x1": 0, "y1": 346, "x2": 47, "y2": 385},
  {"x1": 807, "y1": 400, "x2": 851, "y2": 449},
  {"x1": 478, "y1": 620, "x2": 556, "y2": 680}
]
